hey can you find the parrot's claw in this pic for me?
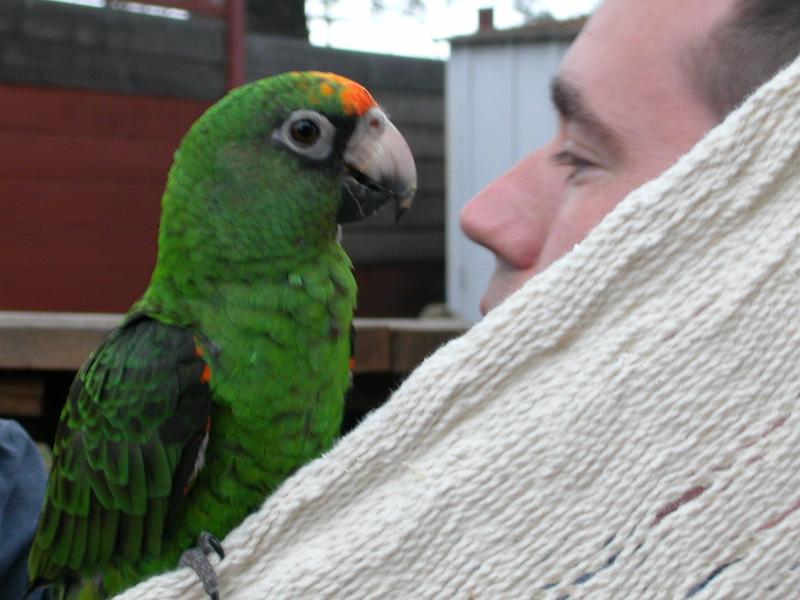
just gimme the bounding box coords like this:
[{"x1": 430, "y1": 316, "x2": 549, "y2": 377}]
[
  {"x1": 179, "y1": 531, "x2": 225, "y2": 600},
  {"x1": 199, "y1": 530, "x2": 225, "y2": 560}
]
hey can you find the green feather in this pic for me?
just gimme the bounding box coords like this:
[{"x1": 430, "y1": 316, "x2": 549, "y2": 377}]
[
  {"x1": 108, "y1": 479, "x2": 133, "y2": 514},
  {"x1": 98, "y1": 509, "x2": 119, "y2": 565},
  {"x1": 51, "y1": 514, "x2": 74, "y2": 566},
  {"x1": 34, "y1": 501, "x2": 60, "y2": 551},
  {"x1": 88, "y1": 467, "x2": 114, "y2": 509},
  {"x1": 104, "y1": 441, "x2": 128, "y2": 487},
  {"x1": 67, "y1": 516, "x2": 88, "y2": 570},
  {"x1": 117, "y1": 512, "x2": 143, "y2": 563},
  {"x1": 128, "y1": 446, "x2": 148, "y2": 515},
  {"x1": 84, "y1": 499, "x2": 102, "y2": 567},
  {"x1": 142, "y1": 442, "x2": 172, "y2": 497}
]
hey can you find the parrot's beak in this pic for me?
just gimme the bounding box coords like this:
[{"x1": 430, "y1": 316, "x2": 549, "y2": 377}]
[{"x1": 338, "y1": 107, "x2": 417, "y2": 224}]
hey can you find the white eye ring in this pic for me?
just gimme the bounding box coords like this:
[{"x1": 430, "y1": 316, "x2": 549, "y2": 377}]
[{"x1": 273, "y1": 110, "x2": 335, "y2": 162}]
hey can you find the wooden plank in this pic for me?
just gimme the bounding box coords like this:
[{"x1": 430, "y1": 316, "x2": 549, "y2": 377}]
[
  {"x1": 377, "y1": 91, "x2": 444, "y2": 127},
  {"x1": 353, "y1": 325, "x2": 391, "y2": 373},
  {"x1": 0, "y1": 39, "x2": 226, "y2": 99},
  {"x1": 0, "y1": 131, "x2": 176, "y2": 180},
  {"x1": 342, "y1": 230, "x2": 444, "y2": 263},
  {"x1": 0, "y1": 223, "x2": 158, "y2": 274},
  {"x1": 388, "y1": 319, "x2": 468, "y2": 373},
  {"x1": 415, "y1": 161, "x2": 446, "y2": 196},
  {"x1": 0, "y1": 177, "x2": 158, "y2": 309},
  {"x1": 13, "y1": 1, "x2": 225, "y2": 60},
  {"x1": 0, "y1": 180, "x2": 163, "y2": 225},
  {"x1": 403, "y1": 126, "x2": 445, "y2": 161},
  {"x1": 0, "y1": 272, "x2": 152, "y2": 313},
  {"x1": 0, "y1": 312, "x2": 122, "y2": 371},
  {"x1": 354, "y1": 261, "x2": 444, "y2": 318},
  {"x1": 120, "y1": 0, "x2": 226, "y2": 18},
  {"x1": 0, "y1": 181, "x2": 160, "y2": 312},
  {"x1": 0, "y1": 84, "x2": 209, "y2": 139},
  {"x1": 0, "y1": 312, "x2": 469, "y2": 374},
  {"x1": 225, "y1": 0, "x2": 247, "y2": 89},
  {"x1": 0, "y1": 377, "x2": 45, "y2": 417}
]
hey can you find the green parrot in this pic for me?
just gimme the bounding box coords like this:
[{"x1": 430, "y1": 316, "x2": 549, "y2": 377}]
[{"x1": 27, "y1": 71, "x2": 416, "y2": 600}]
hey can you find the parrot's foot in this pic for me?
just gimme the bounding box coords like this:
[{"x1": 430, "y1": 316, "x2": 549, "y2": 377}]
[{"x1": 179, "y1": 531, "x2": 225, "y2": 600}]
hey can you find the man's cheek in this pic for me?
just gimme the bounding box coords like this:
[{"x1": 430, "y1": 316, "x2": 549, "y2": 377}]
[
  {"x1": 573, "y1": 181, "x2": 630, "y2": 231},
  {"x1": 536, "y1": 189, "x2": 621, "y2": 267}
]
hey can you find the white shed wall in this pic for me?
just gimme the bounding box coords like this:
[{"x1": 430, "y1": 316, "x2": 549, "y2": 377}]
[{"x1": 446, "y1": 40, "x2": 571, "y2": 320}]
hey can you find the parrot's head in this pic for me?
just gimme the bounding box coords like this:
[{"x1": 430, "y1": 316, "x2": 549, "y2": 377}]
[{"x1": 155, "y1": 71, "x2": 416, "y2": 283}]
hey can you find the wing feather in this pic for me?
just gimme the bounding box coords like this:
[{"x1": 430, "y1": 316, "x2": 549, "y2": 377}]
[{"x1": 28, "y1": 314, "x2": 213, "y2": 586}]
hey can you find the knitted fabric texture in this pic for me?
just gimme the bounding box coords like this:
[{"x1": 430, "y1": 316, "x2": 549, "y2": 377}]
[{"x1": 119, "y1": 55, "x2": 800, "y2": 599}]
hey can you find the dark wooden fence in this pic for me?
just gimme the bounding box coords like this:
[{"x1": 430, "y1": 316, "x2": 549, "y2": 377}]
[{"x1": 0, "y1": 0, "x2": 445, "y2": 317}]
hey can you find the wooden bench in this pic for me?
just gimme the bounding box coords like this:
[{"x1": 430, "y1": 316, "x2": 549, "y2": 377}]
[{"x1": 0, "y1": 311, "x2": 469, "y2": 426}]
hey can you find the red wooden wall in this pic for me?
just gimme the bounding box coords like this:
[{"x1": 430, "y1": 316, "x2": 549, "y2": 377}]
[
  {"x1": 0, "y1": 84, "x2": 444, "y2": 317},
  {"x1": 0, "y1": 84, "x2": 211, "y2": 312}
]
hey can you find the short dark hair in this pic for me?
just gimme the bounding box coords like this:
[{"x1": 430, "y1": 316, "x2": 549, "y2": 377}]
[{"x1": 688, "y1": 0, "x2": 800, "y2": 119}]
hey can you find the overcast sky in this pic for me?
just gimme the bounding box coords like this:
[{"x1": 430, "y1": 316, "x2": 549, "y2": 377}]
[{"x1": 307, "y1": 0, "x2": 599, "y2": 58}]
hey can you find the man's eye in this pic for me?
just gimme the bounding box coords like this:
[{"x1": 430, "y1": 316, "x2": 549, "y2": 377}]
[{"x1": 551, "y1": 150, "x2": 595, "y2": 181}]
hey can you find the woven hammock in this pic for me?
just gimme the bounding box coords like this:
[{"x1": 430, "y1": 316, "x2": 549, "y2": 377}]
[{"x1": 119, "y1": 53, "x2": 800, "y2": 599}]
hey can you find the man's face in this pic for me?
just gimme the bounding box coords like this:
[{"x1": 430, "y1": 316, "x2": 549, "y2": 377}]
[{"x1": 460, "y1": 0, "x2": 735, "y2": 314}]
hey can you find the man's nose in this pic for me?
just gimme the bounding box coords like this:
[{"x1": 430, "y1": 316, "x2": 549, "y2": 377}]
[
  {"x1": 460, "y1": 152, "x2": 541, "y2": 245},
  {"x1": 460, "y1": 150, "x2": 555, "y2": 268},
  {"x1": 459, "y1": 177, "x2": 507, "y2": 247}
]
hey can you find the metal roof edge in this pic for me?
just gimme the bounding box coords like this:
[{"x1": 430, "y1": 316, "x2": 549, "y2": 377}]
[{"x1": 449, "y1": 16, "x2": 586, "y2": 48}]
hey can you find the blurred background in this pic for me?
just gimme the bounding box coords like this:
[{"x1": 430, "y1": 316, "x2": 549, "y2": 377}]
[{"x1": 0, "y1": 0, "x2": 596, "y2": 440}]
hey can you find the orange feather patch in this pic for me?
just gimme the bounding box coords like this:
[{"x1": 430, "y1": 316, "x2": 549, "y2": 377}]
[{"x1": 306, "y1": 71, "x2": 377, "y2": 116}]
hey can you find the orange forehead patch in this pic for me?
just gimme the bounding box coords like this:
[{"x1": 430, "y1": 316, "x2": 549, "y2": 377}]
[{"x1": 306, "y1": 71, "x2": 376, "y2": 115}]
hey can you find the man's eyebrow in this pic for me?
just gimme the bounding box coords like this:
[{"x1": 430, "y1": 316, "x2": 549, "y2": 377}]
[{"x1": 550, "y1": 75, "x2": 622, "y2": 155}]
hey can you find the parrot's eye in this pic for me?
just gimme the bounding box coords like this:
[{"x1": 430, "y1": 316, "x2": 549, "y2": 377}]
[
  {"x1": 273, "y1": 110, "x2": 335, "y2": 162},
  {"x1": 289, "y1": 119, "x2": 320, "y2": 146}
]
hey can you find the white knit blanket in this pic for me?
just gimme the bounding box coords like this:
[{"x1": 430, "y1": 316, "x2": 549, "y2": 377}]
[{"x1": 119, "y1": 54, "x2": 800, "y2": 599}]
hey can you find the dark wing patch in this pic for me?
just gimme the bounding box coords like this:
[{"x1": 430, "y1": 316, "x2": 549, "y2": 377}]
[{"x1": 28, "y1": 315, "x2": 213, "y2": 585}]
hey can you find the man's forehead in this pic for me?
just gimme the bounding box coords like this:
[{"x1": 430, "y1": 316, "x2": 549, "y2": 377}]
[
  {"x1": 563, "y1": 0, "x2": 735, "y2": 75},
  {"x1": 554, "y1": 0, "x2": 734, "y2": 136},
  {"x1": 581, "y1": 0, "x2": 735, "y2": 40}
]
